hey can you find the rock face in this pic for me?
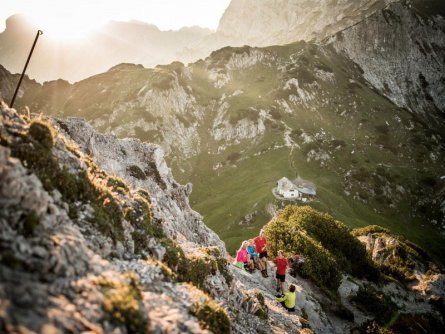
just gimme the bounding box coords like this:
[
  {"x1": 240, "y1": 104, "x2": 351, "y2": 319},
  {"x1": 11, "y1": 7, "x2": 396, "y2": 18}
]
[
  {"x1": 217, "y1": 0, "x2": 397, "y2": 46},
  {"x1": 0, "y1": 104, "x2": 265, "y2": 333},
  {"x1": 357, "y1": 229, "x2": 445, "y2": 307},
  {"x1": 331, "y1": 0, "x2": 445, "y2": 119},
  {"x1": 55, "y1": 116, "x2": 223, "y2": 250}
]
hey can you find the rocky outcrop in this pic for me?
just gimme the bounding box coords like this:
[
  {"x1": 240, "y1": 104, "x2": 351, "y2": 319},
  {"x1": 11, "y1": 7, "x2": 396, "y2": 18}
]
[
  {"x1": 0, "y1": 104, "x2": 268, "y2": 333},
  {"x1": 217, "y1": 0, "x2": 397, "y2": 46},
  {"x1": 55, "y1": 116, "x2": 221, "y2": 251},
  {"x1": 357, "y1": 228, "x2": 445, "y2": 311},
  {"x1": 331, "y1": 0, "x2": 445, "y2": 120}
]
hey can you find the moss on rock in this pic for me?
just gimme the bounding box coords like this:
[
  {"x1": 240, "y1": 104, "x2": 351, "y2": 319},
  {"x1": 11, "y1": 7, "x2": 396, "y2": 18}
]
[
  {"x1": 0, "y1": 250, "x2": 23, "y2": 269},
  {"x1": 190, "y1": 294, "x2": 231, "y2": 334},
  {"x1": 96, "y1": 272, "x2": 148, "y2": 334},
  {"x1": 21, "y1": 211, "x2": 40, "y2": 237}
]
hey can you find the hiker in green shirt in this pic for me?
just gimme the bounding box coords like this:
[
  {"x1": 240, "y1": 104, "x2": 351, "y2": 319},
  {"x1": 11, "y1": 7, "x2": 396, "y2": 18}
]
[{"x1": 275, "y1": 284, "x2": 296, "y2": 312}]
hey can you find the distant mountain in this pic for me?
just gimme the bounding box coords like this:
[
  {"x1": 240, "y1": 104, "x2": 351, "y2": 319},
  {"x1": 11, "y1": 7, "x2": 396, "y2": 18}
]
[
  {"x1": 177, "y1": 0, "x2": 400, "y2": 64},
  {"x1": 218, "y1": 0, "x2": 397, "y2": 45},
  {"x1": 0, "y1": 14, "x2": 212, "y2": 82}
]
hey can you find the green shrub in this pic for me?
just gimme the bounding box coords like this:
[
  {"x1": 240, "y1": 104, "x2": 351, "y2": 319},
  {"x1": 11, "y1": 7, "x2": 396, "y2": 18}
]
[
  {"x1": 264, "y1": 212, "x2": 341, "y2": 293},
  {"x1": 264, "y1": 206, "x2": 379, "y2": 293},
  {"x1": 28, "y1": 120, "x2": 54, "y2": 150},
  {"x1": 254, "y1": 290, "x2": 268, "y2": 320},
  {"x1": 216, "y1": 256, "x2": 233, "y2": 285},
  {"x1": 285, "y1": 206, "x2": 378, "y2": 280},
  {"x1": 351, "y1": 225, "x2": 390, "y2": 237},
  {"x1": 107, "y1": 176, "x2": 129, "y2": 194},
  {"x1": 144, "y1": 161, "x2": 166, "y2": 190},
  {"x1": 124, "y1": 195, "x2": 165, "y2": 256}
]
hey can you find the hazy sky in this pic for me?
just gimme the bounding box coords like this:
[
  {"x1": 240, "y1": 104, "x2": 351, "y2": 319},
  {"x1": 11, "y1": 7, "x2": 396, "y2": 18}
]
[{"x1": 0, "y1": 0, "x2": 231, "y2": 39}]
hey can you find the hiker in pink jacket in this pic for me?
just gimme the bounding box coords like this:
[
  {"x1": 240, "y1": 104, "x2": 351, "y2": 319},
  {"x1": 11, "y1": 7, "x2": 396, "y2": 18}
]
[{"x1": 236, "y1": 241, "x2": 254, "y2": 272}]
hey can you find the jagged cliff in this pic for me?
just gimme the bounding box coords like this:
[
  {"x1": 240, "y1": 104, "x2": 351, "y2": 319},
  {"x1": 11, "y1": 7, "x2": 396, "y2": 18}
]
[
  {"x1": 217, "y1": 0, "x2": 397, "y2": 46},
  {"x1": 331, "y1": 0, "x2": 445, "y2": 119}
]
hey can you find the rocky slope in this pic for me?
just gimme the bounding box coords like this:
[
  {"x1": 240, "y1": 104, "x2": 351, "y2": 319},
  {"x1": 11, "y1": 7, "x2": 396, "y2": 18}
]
[
  {"x1": 0, "y1": 103, "x2": 286, "y2": 333},
  {"x1": 217, "y1": 0, "x2": 397, "y2": 46},
  {"x1": 331, "y1": 0, "x2": 445, "y2": 119},
  {"x1": 2, "y1": 104, "x2": 444, "y2": 334}
]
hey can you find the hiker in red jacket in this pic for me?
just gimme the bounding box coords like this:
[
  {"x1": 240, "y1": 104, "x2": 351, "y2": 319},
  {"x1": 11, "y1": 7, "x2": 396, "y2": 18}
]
[
  {"x1": 275, "y1": 250, "x2": 288, "y2": 295},
  {"x1": 254, "y1": 229, "x2": 268, "y2": 277}
]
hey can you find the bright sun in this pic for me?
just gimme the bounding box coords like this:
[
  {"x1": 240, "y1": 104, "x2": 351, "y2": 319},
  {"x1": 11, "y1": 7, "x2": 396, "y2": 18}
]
[
  {"x1": 2, "y1": 0, "x2": 232, "y2": 41},
  {"x1": 25, "y1": 13, "x2": 104, "y2": 41}
]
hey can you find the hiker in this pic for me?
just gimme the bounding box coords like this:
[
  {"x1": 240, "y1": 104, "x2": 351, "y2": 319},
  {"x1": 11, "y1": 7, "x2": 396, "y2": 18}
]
[
  {"x1": 254, "y1": 229, "x2": 269, "y2": 277},
  {"x1": 275, "y1": 284, "x2": 297, "y2": 312},
  {"x1": 247, "y1": 239, "x2": 267, "y2": 274},
  {"x1": 247, "y1": 239, "x2": 258, "y2": 263},
  {"x1": 235, "y1": 241, "x2": 254, "y2": 272},
  {"x1": 288, "y1": 254, "x2": 305, "y2": 277},
  {"x1": 275, "y1": 250, "x2": 288, "y2": 295}
]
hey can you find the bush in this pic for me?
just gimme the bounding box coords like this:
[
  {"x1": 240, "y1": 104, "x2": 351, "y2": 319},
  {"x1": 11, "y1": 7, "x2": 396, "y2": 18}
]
[
  {"x1": 28, "y1": 120, "x2": 54, "y2": 150},
  {"x1": 264, "y1": 210, "x2": 341, "y2": 293},
  {"x1": 127, "y1": 165, "x2": 146, "y2": 180},
  {"x1": 107, "y1": 176, "x2": 129, "y2": 194},
  {"x1": 351, "y1": 225, "x2": 390, "y2": 237},
  {"x1": 264, "y1": 206, "x2": 379, "y2": 293}
]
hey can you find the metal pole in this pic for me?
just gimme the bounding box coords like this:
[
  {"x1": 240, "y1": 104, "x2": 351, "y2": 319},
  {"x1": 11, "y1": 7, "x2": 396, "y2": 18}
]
[{"x1": 10, "y1": 29, "x2": 43, "y2": 108}]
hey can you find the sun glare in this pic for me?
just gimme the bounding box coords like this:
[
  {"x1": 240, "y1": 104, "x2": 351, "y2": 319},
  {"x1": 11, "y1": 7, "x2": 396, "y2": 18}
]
[
  {"x1": 25, "y1": 14, "x2": 104, "y2": 41},
  {"x1": 2, "y1": 0, "x2": 232, "y2": 41}
]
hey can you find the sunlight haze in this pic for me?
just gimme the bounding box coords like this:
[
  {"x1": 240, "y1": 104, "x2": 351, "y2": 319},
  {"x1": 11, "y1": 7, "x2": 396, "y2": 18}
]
[{"x1": 0, "y1": 0, "x2": 231, "y2": 39}]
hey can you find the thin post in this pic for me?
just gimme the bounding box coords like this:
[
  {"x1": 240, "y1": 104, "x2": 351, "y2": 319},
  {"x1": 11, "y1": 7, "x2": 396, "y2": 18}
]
[{"x1": 10, "y1": 29, "x2": 43, "y2": 108}]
